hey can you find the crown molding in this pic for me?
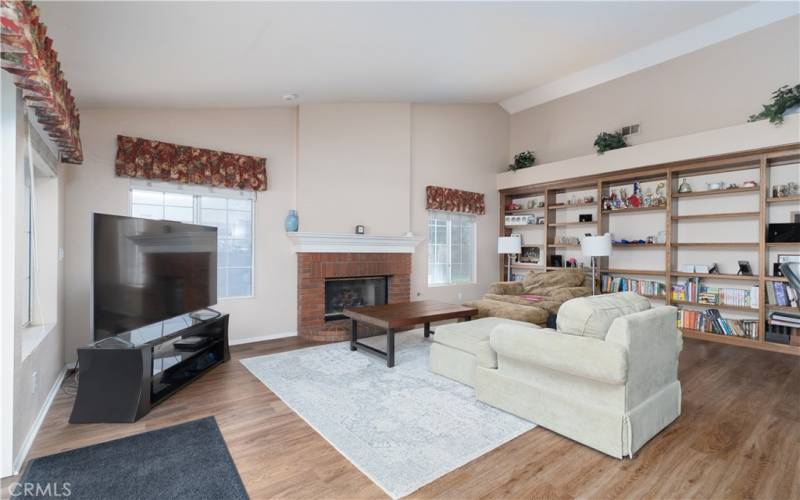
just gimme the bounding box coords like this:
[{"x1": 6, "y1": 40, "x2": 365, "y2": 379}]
[{"x1": 500, "y1": 3, "x2": 799, "y2": 114}]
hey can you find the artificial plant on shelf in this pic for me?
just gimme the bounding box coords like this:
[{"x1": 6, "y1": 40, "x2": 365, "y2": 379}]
[
  {"x1": 593, "y1": 131, "x2": 627, "y2": 154},
  {"x1": 748, "y1": 84, "x2": 800, "y2": 125},
  {"x1": 508, "y1": 150, "x2": 536, "y2": 172}
]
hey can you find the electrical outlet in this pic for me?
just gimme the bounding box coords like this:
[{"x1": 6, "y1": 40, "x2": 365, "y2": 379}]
[
  {"x1": 32, "y1": 371, "x2": 38, "y2": 395},
  {"x1": 619, "y1": 124, "x2": 640, "y2": 136},
  {"x1": 457, "y1": 291, "x2": 463, "y2": 301}
]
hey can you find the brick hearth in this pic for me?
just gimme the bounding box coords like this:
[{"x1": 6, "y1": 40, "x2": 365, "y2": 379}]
[{"x1": 297, "y1": 253, "x2": 411, "y2": 342}]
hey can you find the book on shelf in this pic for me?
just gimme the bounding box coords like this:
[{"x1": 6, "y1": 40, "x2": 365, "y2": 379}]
[
  {"x1": 671, "y1": 279, "x2": 758, "y2": 308},
  {"x1": 600, "y1": 276, "x2": 665, "y2": 297},
  {"x1": 677, "y1": 308, "x2": 757, "y2": 339},
  {"x1": 767, "y1": 281, "x2": 798, "y2": 307}
]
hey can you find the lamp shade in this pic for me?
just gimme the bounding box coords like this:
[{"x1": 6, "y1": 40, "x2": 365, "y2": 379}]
[
  {"x1": 498, "y1": 236, "x2": 522, "y2": 254},
  {"x1": 581, "y1": 233, "x2": 612, "y2": 257}
]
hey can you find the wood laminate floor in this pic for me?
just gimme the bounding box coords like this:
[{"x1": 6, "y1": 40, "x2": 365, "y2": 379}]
[{"x1": 3, "y1": 335, "x2": 799, "y2": 499}]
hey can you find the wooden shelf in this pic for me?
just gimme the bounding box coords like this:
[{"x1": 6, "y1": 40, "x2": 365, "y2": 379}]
[
  {"x1": 505, "y1": 208, "x2": 544, "y2": 214},
  {"x1": 548, "y1": 221, "x2": 596, "y2": 227},
  {"x1": 498, "y1": 143, "x2": 800, "y2": 356},
  {"x1": 672, "y1": 300, "x2": 758, "y2": 313},
  {"x1": 602, "y1": 206, "x2": 666, "y2": 215},
  {"x1": 613, "y1": 243, "x2": 665, "y2": 248},
  {"x1": 672, "y1": 186, "x2": 760, "y2": 198},
  {"x1": 682, "y1": 328, "x2": 800, "y2": 355},
  {"x1": 545, "y1": 266, "x2": 590, "y2": 272},
  {"x1": 766, "y1": 195, "x2": 800, "y2": 204},
  {"x1": 671, "y1": 242, "x2": 759, "y2": 248},
  {"x1": 671, "y1": 272, "x2": 758, "y2": 281},
  {"x1": 504, "y1": 224, "x2": 545, "y2": 229},
  {"x1": 601, "y1": 291, "x2": 665, "y2": 300},
  {"x1": 766, "y1": 304, "x2": 800, "y2": 313},
  {"x1": 510, "y1": 263, "x2": 544, "y2": 269},
  {"x1": 672, "y1": 211, "x2": 760, "y2": 221},
  {"x1": 548, "y1": 202, "x2": 596, "y2": 210},
  {"x1": 520, "y1": 244, "x2": 543, "y2": 248},
  {"x1": 600, "y1": 268, "x2": 666, "y2": 276}
]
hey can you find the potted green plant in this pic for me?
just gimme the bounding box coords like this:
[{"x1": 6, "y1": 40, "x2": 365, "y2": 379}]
[
  {"x1": 748, "y1": 84, "x2": 800, "y2": 125},
  {"x1": 508, "y1": 150, "x2": 536, "y2": 172},
  {"x1": 593, "y1": 131, "x2": 627, "y2": 154}
]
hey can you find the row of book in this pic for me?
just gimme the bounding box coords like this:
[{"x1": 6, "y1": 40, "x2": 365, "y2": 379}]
[
  {"x1": 600, "y1": 276, "x2": 666, "y2": 296},
  {"x1": 768, "y1": 310, "x2": 800, "y2": 329},
  {"x1": 671, "y1": 278, "x2": 758, "y2": 309},
  {"x1": 766, "y1": 281, "x2": 799, "y2": 308},
  {"x1": 677, "y1": 308, "x2": 758, "y2": 339}
]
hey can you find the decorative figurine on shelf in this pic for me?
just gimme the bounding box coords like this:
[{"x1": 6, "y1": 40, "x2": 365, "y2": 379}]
[
  {"x1": 708, "y1": 263, "x2": 720, "y2": 274},
  {"x1": 537, "y1": 200, "x2": 545, "y2": 207},
  {"x1": 706, "y1": 181, "x2": 725, "y2": 191},
  {"x1": 584, "y1": 195, "x2": 595, "y2": 204},
  {"x1": 567, "y1": 257, "x2": 578, "y2": 268},
  {"x1": 643, "y1": 187, "x2": 653, "y2": 207},
  {"x1": 654, "y1": 182, "x2": 667, "y2": 206},
  {"x1": 789, "y1": 181, "x2": 799, "y2": 196},
  {"x1": 678, "y1": 178, "x2": 692, "y2": 193},
  {"x1": 742, "y1": 180, "x2": 758, "y2": 188},
  {"x1": 527, "y1": 199, "x2": 536, "y2": 209},
  {"x1": 619, "y1": 187, "x2": 629, "y2": 208},
  {"x1": 506, "y1": 201, "x2": 522, "y2": 211}
]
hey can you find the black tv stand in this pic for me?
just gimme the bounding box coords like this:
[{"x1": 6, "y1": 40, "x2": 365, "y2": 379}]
[{"x1": 70, "y1": 313, "x2": 230, "y2": 423}]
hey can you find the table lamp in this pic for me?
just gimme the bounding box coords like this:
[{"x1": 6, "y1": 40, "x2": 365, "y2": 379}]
[
  {"x1": 581, "y1": 233, "x2": 612, "y2": 295},
  {"x1": 498, "y1": 236, "x2": 522, "y2": 281}
]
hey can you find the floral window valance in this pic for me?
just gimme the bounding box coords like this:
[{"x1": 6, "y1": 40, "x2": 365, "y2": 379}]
[
  {"x1": 1, "y1": 0, "x2": 83, "y2": 163},
  {"x1": 426, "y1": 186, "x2": 485, "y2": 215},
  {"x1": 115, "y1": 135, "x2": 268, "y2": 192}
]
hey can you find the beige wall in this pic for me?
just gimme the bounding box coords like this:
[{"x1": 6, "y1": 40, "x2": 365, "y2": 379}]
[
  {"x1": 62, "y1": 103, "x2": 509, "y2": 359},
  {"x1": 63, "y1": 107, "x2": 298, "y2": 358},
  {"x1": 297, "y1": 103, "x2": 412, "y2": 234},
  {"x1": 9, "y1": 84, "x2": 66, "y2": 464},
  {"x1": 509, "y1": 17, "x2": 800, "y2": 164},
  {"x1": 410, "y1": 104, "x2": 508, "y2": 303}
]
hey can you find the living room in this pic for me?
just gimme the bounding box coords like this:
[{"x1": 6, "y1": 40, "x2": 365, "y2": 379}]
[{"x1": 1, "y1": 1, "x2": 799, "y2": 499}]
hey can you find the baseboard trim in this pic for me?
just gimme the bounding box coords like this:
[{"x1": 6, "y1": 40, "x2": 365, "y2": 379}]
[
  {"x1": 12, "y1": 364, "x2": 67, "y2": 475},
  {"x1": 229, "y1": 331, "x2": 297, "y2": 346}
]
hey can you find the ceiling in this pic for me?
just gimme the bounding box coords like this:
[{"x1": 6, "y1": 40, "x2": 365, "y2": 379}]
[{"x1": 40, "y1": 1, "x2": 755, "y2": 110}]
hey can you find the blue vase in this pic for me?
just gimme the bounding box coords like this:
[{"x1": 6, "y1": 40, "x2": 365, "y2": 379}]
[{"x1": 285, "y1": 210, "x2": 299, "y2": 232}]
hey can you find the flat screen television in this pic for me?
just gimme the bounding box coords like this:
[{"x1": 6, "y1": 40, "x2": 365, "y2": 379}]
[{"x1": 92, "y1": 213, "x2": 217, "y2": 340}]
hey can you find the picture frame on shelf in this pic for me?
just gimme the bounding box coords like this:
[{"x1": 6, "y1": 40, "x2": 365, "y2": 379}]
[
  {"x1": 519, "y1": 246, "x2": 541, "y2": 264},
  {"x1": 737, "y1": 260, "x2": 753, "y2": 276},
  {"x1": 775, "y1": 254, "x2": 800, "y2": 276},
  {"x1": 550, "y1": 254, "x2": 563, "y2": 268}
]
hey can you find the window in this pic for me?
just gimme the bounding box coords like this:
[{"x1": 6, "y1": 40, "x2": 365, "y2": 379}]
[
  {"x1": 427, "y1": 211, "x2": 476, "y2": 286},
  {"x1": 21, "y1": 155, "x2": 32, "y2": 326},
  {"x1": 130, "y1": 185, "x2": 254, "y2": 299}
]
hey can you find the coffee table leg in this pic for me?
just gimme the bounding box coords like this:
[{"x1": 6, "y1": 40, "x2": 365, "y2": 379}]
[
  {"x1": 350, "y1": 320, "x2": 358, "y2": 351},
  {"x1": 466, "y1": 315, "x2": 472, "y2": 322},
  {"x1": 424, "y1": 322, "x2": 431, "y2": 338},
  {"x1": 387, "y1": 328, "x2": 395, "y2": 367}
]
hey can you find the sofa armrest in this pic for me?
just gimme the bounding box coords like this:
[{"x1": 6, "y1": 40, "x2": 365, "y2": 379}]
[
  {"x1": 604, "y1": 306, "x2": 682, "y2": 407},
  {"x1": 488, "y1": 281, "x2": 524, "y2": 296},
  {"x1": 488, "y1": 325, "x2": 628, "y2": 385}
]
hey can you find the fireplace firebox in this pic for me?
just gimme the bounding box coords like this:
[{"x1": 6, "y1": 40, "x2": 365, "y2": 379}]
[{"x1": 324, "y1": 276, "x2": 388, "y2": 321}]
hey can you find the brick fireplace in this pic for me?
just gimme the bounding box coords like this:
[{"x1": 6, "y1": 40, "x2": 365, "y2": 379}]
[{"x1": 297, "y1": 253, "x2": 411, "y2": 341}]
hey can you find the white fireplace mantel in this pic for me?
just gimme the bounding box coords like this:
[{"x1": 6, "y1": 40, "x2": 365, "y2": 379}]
[{"x1": 286, "y1": 232, "x2": 426, "y2": 253}]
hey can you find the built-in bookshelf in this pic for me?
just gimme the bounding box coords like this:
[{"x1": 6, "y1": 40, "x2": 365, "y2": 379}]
[{"x1": 500, "y1": 144, "x2": 800, "y2": 355}]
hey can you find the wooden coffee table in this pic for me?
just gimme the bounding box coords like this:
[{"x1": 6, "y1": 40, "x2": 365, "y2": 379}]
[{"x1": 343, "y1": 300, "x2": 478, "y2": 367}]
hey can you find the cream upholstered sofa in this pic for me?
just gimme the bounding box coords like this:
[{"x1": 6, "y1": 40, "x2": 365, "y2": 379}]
[{"x1": 429, "y1": 292, "x2": 683, "y2": 459}]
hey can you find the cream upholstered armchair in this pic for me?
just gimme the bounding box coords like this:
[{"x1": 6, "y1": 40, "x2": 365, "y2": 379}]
[{"x1": 474, "y1": 292, "x2": 683, "y2": 458}]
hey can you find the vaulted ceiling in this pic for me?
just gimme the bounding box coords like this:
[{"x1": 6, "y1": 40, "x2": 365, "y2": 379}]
[{"x1": 39, "y1": 1, "x2": 790, "y2": 111}]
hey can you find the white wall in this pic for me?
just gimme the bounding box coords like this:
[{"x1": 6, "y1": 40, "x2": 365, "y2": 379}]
[
  {"x1": 509, "y1": 17, "x2": 800, "y2": 165},
  {"x1": 410, "y1": 104, "x2": 508, "y2": 303},
  {"x1": 297, "y1": 103, "x2": 412, "y2": 234},
  {"x1": 62, "y1": 104, "x2": 509, "y2": 359},
  {"x1": 63, "y1": 107, "x2": 298, "y2": 358}
]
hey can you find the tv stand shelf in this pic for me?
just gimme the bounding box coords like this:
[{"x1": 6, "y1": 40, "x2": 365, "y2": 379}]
[{"x1": 70, "y1": 313, "x2": 230, "y2": 423}]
